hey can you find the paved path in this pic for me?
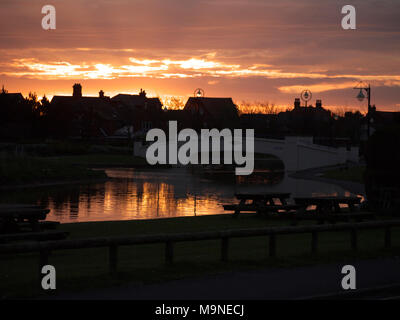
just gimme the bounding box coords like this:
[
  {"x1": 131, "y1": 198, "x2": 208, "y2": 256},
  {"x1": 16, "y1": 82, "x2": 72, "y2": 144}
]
[{"x1": 50, "y1": 257, "x2": 400, "y2": 300}]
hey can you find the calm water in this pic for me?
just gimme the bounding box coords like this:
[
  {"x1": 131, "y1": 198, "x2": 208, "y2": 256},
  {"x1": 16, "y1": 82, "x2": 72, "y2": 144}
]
[{"x1": 1, "y1": 168, "x2": 360, "y2": 223}]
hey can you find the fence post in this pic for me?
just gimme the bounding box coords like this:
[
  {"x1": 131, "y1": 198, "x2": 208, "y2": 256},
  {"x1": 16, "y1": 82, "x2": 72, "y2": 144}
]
[
  {"x1": 351, "y1": 228, "x2": 358, "y2": 251},
  {"x1": 385, "y1": 227, "x2": 392, "y2": 249},
  {"x1": 38, "y1": 249, "x2": 49, "y2": 279},
  {"x1": 109, "y1": 245, "x2": 118, "y2": 275},
  {"x1": 38, "y1": 249, "x2": 51, "y2": 287},
  {"x1": 269, "y1": 234, "x2": 277, "y2": 257},
  {"x1": 311, "y1": 231, "x2": 318, "y2": 254},
  {"x1": 221, "y1": 237, "x2": 229, "y2": 262},
  {"x1": 165, "y1": 241, "x2": 174, "y2": 265}
]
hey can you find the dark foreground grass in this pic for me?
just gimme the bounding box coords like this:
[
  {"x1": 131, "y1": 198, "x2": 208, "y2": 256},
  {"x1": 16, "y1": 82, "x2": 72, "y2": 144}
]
[{"x1": 1, "y1": 214, "x2": 400, "y2": 299}]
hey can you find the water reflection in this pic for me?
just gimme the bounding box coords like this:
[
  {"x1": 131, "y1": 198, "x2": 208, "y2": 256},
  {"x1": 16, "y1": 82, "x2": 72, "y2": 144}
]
[{"x1": 0, "y1": 168, "x2": 359, "y2": 223}]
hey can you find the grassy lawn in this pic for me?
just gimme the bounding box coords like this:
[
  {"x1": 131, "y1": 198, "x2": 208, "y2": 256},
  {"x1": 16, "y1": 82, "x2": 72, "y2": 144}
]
[
  {"x1": 322, "y1": 165, "x2": 366, "y2": 184},
  {"x1": 1, "y1": 214, "x2": 400, "y2": 299}
]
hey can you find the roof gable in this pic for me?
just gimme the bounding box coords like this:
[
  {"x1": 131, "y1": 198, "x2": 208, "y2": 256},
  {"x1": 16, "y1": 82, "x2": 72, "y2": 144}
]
[
  {"x1": 111, "y1": 94, "x2": 162, "y2": 111},
  {"x1": 185, "y1": 97, "x2": 238, "y2": 118},
  {"x1": 50, "y1": 96, "x2": 118, "y2": 120},
  {"x1": 0, "y1": 92, "x2": 24, "y2": 105}
]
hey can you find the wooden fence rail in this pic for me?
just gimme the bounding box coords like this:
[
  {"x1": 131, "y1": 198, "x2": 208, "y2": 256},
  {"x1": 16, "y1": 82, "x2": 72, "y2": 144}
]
[{"x1": 1, "y1": 220, "x2": 400, "y2": 275}]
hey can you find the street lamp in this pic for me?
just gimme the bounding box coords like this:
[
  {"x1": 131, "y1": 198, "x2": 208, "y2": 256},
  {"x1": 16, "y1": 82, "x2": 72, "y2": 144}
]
[{"x1": 354, "y1": 81, "x2": 372, "y2": 138}]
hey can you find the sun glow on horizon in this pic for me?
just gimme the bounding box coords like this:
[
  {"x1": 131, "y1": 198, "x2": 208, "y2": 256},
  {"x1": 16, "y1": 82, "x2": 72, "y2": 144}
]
[{"x1": 2, "y1": 49, "x2": 399, "y2": 112}]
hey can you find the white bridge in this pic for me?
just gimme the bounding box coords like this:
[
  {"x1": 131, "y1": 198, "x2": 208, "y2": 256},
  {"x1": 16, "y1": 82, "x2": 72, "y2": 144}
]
[
  {"x1": 253, "y1": 136, "x2": 359, "y2": 171},
  {"x1": 134, "y1": 135, "x2": 359, "y2": 172}
]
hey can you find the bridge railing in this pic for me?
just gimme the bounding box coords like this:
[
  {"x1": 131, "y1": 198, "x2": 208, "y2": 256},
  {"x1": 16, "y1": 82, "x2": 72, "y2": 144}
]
[{"x1": 1, "y1": 220, "x2": 399, "y2": 275}]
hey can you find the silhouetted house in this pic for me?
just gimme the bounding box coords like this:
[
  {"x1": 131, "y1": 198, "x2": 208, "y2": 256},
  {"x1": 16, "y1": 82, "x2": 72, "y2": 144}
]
[
  {"x1": 327, "y1": 110, "x2": 363, "y2": 146},
  {"x1": 0, "y1": 88, "x2": 29, "y2": 138},
  {"x1": 183, "y1": 97, "x2": 240, "y2": 130},
  {"x1": 240, "y1": 113, "x2": 280, "y2": 138},
  {"x1": 162, "y1": 109, "x2": 190, "y2": 131},
  {"x1": 360, "y1": 107, "x2": 400, "y2": 141},
  {"x1": 49, "y1": 84, "x2": 121, "y2": 138},
  {"x1": 277, "y1": 98, "x2": 332, "y2": 136},
  {"x1": 371, "y1": 108, "x2": 400, "y2": 128},
  {"x1": 0, "y1": 91, "x2": 24, "y2": 121},
  {"x1": 111, "y1": 89, "x2": 163, "y2": 135},
  {"x1": 0, "y1": 91, "x2": 24, "y2": 106}
]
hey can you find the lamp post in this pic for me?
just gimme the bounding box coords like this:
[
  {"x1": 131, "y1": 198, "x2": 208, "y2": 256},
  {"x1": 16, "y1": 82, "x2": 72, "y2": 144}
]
[{"x1": 354, "y1": 82, "x2": 372, "y2": 138}]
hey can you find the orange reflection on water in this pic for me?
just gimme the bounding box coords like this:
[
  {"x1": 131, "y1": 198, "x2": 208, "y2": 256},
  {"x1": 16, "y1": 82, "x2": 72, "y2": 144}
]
[
  {"x1": 45, "y1": 169, "x2": 233, "y2": 222},
  {"x1": 39, "y1": 168, "x2": 361, "y2": 223}
]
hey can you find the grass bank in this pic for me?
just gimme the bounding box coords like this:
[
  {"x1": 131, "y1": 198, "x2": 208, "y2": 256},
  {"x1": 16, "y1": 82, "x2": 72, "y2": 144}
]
[
  {"x1": 322, "y1": 165, "x2": 366, "y2": 184},
  {"x1": 0, "y1": 155, "x2": 107, "y2": 185},
  {"x1": 54, "y1": 154, "x2": 148, "y2": 168},
  {"x1": 0, "y1": 154, "x2": 151, "y2": 186},
  {"x1": 1, "y1": 214, "x2": 400, "y2": 299}
]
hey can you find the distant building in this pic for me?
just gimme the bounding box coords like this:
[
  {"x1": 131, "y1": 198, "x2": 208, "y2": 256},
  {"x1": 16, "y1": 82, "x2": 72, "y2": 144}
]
[
  {"x1": 361, "y1": 106, "x2": 400, "y2": 141},
  {"x1": 49, "y1": 84, "x2": 121, "y2": 138},
  {"x1": 183, "y1": 97, "x2": 240, "y2": 130},
  {"x1": 239, "y1": 113, "x2": 280, "y2": 138},
  {"x1": 111, "y1": 89, "x2": 163, "y2": 135},
  {"x1": 0, "y1": 90, "x2": 24, "y2": 105},
  {"x1": 162, "y1": 109, "x2": 190, "y2": 131},
  {"x1": 277, "y1": 98, "x2": 332, "y2": 136},
  {"x1": 371, "y1": 107, "x2": 400, "y2": 128}
]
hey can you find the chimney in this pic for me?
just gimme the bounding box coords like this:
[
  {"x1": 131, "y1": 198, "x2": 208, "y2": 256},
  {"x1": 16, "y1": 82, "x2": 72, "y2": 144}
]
[
  {"x1": 294, "y1": 98, "x2": 301, "y2": 109},
  {"x1": 139, "y1": 88, "x2": 146, "y2": 97},
  {"x1": 73, "y1": 83, "x2": 82, "y2": 98},
  {"x1": 99, "y1": 90, "x2": 104, "y2": 98},
  {"x1": 316, "y1": 99, "x2": 322, "y2": 109}
]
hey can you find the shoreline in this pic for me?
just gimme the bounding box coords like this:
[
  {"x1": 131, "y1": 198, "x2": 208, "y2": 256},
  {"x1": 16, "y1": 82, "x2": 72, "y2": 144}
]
[
  {"x1": 289, "y1": 164, "x2": 365, "y2": 196},
  {"x1": 0, "y1": 177, "x2": 110, "y2": 190}
]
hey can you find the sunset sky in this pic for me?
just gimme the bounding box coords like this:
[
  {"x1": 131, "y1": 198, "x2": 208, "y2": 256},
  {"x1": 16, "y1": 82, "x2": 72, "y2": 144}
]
[{"x1": 0, "y1": 0, "x2": 399, "y2": 111}]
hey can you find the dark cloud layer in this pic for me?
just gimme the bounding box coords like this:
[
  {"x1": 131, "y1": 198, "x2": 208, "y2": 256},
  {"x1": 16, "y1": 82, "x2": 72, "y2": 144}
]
[{"x1": 0, "y1": 0, "x2": 399, "y2": 109}]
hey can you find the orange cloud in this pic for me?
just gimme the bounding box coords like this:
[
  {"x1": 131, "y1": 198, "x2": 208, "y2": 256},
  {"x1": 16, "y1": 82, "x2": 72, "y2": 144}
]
[{"x1": 279, "y1": 82, "x2": 357, "y2": 94}]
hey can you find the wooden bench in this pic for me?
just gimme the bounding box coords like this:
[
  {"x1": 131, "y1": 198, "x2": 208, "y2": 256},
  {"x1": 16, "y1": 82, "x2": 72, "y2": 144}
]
[{"x1": 0, "y1": 230, "x2": 69, "y2": 244}]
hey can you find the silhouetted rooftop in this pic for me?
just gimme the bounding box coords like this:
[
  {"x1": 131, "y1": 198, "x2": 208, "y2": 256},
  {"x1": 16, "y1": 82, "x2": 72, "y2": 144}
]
[
  {"x1": 51, "y1": 95, "x2": 118, "y2": 121},
  {"x1": 185, "y1": 97, "x2": 238, "y2": 119},
  {"x1": 0, "y1": 92, "x2": 24, "y2": 104},
  {"x1": 111, "y1": 94, "x2": 162, "y2": 110}
]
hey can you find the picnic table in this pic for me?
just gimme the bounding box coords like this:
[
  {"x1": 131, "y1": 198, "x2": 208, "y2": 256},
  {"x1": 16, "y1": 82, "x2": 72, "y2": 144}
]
[
  {"x1": 0, "y1": 204, "x2": 50, "y2": 233},
  {"x1": 235, "y1": 193, "x2": 291, "y2": 205},
  {"x1": 223, "y1": 193, "x2": 299, "y2": 216},
  {"x1": 294, "y1": 196, "x2": 362, "y2": 214}
]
